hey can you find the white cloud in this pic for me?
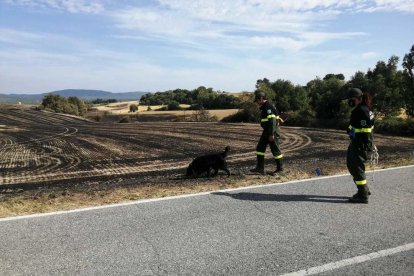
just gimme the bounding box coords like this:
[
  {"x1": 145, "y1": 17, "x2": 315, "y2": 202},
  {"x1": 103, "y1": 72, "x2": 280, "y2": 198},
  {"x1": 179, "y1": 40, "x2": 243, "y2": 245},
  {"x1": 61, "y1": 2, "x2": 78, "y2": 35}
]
[
  {"x1": 110, "y1": 8, "x2": 329, "y2": 55},
  {"x1": 247, "y1": 31, "x2": 366, "y2": 51},
  {"x1": 113, "y1": 7, "x2": 195, "y2": 36},
  {"x1": 0, "y1": 28, "x2": 44, "y2": 44},
  {"x1": 361, "y1": 51, "x2": 379, "y2": 59},
  {"x1": 2, "y1": 0, "x2": 412, "y2": 93},
  {"x1": 112, "y1": 1, "x2": 398, "y2": 54},
  {"x1": 5, "y1": 0, "x2": 104, "y2": 14},
  {"x1": 363, "y1": 0, "x2": 414, "y2": 13},
  {"x1": 113, "y1": 2, "x2": 332, "y2": 35}
]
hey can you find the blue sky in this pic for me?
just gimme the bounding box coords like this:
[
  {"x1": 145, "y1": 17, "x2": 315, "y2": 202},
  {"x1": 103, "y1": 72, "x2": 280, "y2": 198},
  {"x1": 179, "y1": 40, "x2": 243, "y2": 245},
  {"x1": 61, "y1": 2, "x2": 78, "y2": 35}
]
[{"x1": 1, "y1": 0, "x2": 413, "y2": 94}]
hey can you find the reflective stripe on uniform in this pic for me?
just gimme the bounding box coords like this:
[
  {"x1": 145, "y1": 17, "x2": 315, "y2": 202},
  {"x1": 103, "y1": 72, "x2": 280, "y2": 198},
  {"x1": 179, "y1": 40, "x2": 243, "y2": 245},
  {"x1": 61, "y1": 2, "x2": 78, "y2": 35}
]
[
  {"x1": 274, "y1": 154, "x2": 283, "y2": 159},
  {"x1": 261, "y1": 114, "x2": 279, "y2": 122},
  {"x1": 348, "y1": 124, "x2": 373, "y2": 133},
  {"x1": 355, "y1": 179, "x2": 367, "y2": 185},
  {"x1": 256, "y1": 152, "x2": 265, "y2": 156},
  {"x1": 354, "y1": 127, "x2": 373, "y2": 133}
]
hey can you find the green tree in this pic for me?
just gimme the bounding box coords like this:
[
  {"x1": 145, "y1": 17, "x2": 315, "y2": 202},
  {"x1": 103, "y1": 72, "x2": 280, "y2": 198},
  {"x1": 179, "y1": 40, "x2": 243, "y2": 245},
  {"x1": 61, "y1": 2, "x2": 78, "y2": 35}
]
[
  {"x1": 270, "y1": 79, "x2": 293, "y2": 111},
  {"x1": 291, "y1": 86, "x2": 310, "y2": 112},
  {"x1": 270, "y1": 79, "x2": 310, "y2": 113},
  {"x1": 306, "y1": 74, "x2": 346, "y2": 119},
  {"x1": 42, "y1": 94, "x2": 86, "y2": 116},
  {"x1": 323, "y1": 74, "x2": 345, "y2": 81},
  {"x1": 167, "y1": 101, "x2": 181, "y2": 110},
  {"x1": 68, "y1": 96, "x2": 87, "y2": 116},
  {"x1": 139, "y1": 87, "x2": 239, "y2": 109},
  {"x1": 348, "y1": 71, "x2": 370, "y2": 93},
  {"x1": 255, "y1": 78, "x2": 274, "y2": 100},
  {"x1": 42, "y1": 94, "x2": 67, "y2": 113},
  {"x1": 129, "y1": 104, "x2": 138, "y2": 112},
  {"x1": 402, "y1": 45, "x2": 414, "y2": 116},
  {"x1": 367, "y1": 56, "x2": 404, "y2": 117},
  {"x1": 194, "y1": 86, "x2": 215, "y2": 108}
]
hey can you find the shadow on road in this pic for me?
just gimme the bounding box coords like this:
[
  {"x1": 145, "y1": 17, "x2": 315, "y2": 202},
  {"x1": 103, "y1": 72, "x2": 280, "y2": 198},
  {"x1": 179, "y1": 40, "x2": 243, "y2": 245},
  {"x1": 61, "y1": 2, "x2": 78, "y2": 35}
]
[{"x1": 212, "y1": 192, "x2": 350, "y2": 204}]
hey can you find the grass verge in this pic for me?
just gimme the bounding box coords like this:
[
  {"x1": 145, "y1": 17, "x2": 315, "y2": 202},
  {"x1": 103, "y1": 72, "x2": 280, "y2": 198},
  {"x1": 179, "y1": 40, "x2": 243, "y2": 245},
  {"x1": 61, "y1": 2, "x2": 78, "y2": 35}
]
[{"x1": 1, "y1": 158, "x2": 412, "y2": 218}]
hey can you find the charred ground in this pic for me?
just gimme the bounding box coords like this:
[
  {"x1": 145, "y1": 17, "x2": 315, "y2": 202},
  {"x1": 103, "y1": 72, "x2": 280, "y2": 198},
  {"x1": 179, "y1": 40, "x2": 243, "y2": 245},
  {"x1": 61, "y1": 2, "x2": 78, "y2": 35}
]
[{"x1": 1, "y1": 105, "x2": 413, "y2": 215}]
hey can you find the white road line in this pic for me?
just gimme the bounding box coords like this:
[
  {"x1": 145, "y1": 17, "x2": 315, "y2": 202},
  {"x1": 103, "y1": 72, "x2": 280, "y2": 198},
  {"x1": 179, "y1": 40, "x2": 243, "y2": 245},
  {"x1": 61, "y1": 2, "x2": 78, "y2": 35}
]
[
  {"x1": 0, "y1": 165, "x2": 413, "y2": 222},
  {"x1": 280, "y1": 242, "x2": 414, "y2": 276}
]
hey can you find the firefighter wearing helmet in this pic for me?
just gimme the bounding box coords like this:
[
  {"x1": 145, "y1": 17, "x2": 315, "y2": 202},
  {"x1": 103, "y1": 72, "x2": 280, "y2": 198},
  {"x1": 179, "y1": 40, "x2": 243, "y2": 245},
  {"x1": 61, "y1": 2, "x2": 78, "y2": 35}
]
[
  {"x1": 346, "y1": 88, "x2": 375, "y2": 203},
  {"x1": 250, "y1": 91, "x2": 284, "y2": 175}
]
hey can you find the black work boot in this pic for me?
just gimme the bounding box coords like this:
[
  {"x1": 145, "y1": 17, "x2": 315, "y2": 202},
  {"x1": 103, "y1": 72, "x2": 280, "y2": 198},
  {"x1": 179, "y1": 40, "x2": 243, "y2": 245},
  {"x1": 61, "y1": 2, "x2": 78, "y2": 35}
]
[
  {"x1": 270, "y1": 159, "x2": 284, "y2": 175},
  {"x1": 250, "y1": 155, "x2": 265, "y2": 174},
  {"x1": 349, "y1": 185, "x2": 369, "y2": 204}
]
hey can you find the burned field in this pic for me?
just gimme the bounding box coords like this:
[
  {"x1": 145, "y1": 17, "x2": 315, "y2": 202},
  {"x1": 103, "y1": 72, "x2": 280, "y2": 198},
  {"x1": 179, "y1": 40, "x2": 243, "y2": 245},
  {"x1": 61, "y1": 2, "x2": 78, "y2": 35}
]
[{"x1": 1, "y1": 106, "x2": 414, "y2": 191}]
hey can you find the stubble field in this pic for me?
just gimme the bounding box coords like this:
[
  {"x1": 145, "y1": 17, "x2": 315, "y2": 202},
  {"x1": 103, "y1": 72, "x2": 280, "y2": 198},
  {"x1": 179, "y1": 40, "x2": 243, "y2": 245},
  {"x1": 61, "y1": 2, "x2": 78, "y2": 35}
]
[{"x1": 1, "y1": 105, "x2": 413, "y2": 216}]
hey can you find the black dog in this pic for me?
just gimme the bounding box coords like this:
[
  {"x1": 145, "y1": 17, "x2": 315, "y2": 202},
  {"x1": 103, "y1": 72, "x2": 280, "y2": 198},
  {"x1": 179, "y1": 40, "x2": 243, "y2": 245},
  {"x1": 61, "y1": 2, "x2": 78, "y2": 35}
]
[{"x1": 186, "y1": 146, "x2": 230, "y2": 177}]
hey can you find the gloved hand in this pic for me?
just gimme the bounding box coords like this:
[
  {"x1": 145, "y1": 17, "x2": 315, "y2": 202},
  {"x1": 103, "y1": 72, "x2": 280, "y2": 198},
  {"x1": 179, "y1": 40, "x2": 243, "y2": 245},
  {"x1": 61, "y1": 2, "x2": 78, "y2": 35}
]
[
  {"x1": 348, "y1": 128, "x2": 355, "y2": 139},
  {"x1": 358, "y1": 143, "x2": 372, "y2": 161}
]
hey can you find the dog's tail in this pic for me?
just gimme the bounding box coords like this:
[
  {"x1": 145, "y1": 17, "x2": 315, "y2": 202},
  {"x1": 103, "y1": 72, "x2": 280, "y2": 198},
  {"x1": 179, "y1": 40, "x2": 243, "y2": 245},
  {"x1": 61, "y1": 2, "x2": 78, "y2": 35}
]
[{"x1": 221, "y1": 146, "x2": 230, "y2": 158}]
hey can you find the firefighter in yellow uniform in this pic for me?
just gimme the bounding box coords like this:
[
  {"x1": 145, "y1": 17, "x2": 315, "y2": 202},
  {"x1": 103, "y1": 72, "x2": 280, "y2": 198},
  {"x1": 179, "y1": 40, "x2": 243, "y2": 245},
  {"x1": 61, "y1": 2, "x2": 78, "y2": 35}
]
[
  {"x1": 346, "y1": 88, "x2": 375, "y2": 204},
  {"x1": 250, "y1": 92, "x2": 284, "y2": 175}
]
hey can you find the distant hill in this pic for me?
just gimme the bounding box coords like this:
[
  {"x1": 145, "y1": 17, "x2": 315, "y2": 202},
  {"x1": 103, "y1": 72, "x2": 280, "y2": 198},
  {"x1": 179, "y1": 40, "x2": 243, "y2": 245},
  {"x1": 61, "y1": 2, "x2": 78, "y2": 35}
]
[{"x1": 0, "y1": 89, "x2": 148, "y2": 104}]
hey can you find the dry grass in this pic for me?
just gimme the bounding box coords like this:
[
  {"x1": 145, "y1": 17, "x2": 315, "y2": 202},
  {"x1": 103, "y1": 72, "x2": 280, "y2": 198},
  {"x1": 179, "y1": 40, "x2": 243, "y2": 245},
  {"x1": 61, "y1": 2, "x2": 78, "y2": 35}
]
[
  {"x1": 1, "y1": 158, "x2": 412, "y2": 218},
  {"x1": 129, "y1": 109, "x2": 239, "y2": 121},
  {"x1": 0, "y1": 125, "x2": 21, "y2": 132},
  {"x1": 91, "y1": 101, "x2": 238, "y2": 119}
]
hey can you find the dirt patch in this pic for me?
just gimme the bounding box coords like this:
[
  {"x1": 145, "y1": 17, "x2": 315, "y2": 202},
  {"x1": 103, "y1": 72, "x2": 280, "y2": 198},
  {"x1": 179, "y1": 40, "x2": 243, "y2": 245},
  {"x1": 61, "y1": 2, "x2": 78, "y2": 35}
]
[
  {"x1": 1, "y1": 107, "x2": 413, "y2": 217},
  {"x1": 0, "y1": 125, "x2": 22, "y2": 132}
]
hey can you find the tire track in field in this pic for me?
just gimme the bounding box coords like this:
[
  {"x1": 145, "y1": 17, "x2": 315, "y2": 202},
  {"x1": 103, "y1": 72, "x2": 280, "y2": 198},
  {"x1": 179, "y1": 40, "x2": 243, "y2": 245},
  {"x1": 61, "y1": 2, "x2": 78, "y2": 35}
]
[
  {"x1": 0, "y1": 131, "x2": 312, "y2": 184},
  {"x1": 0, "y1": 108, "x2": 314, "y2": 186}
]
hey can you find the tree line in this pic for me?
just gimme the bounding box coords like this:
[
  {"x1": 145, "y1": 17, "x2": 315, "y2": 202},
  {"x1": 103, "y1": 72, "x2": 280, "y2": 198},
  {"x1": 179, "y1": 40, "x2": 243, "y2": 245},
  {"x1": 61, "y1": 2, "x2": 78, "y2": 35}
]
[
  {"x1": 139, "y1": 86, "x2": 242, "y2": 110},
  {"x1": 223, "y1": 45, "x2": 413, "y2": 136},
  {"x1": 139, "y1": 44, "x2": 413, "y2": 121},
  {"x1": 252, "y1": 45, "x2": 413, "y2": 119},
  {"x1": 39, "y1": 94, "x2": 88, "y2": 116}
]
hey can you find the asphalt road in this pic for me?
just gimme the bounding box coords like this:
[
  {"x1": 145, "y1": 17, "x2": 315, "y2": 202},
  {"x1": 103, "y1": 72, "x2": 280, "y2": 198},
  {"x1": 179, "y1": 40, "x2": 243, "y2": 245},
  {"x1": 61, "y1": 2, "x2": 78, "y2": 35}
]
[{"x1": 1, "y1": 166, "x2": 413, "y2": 275}]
